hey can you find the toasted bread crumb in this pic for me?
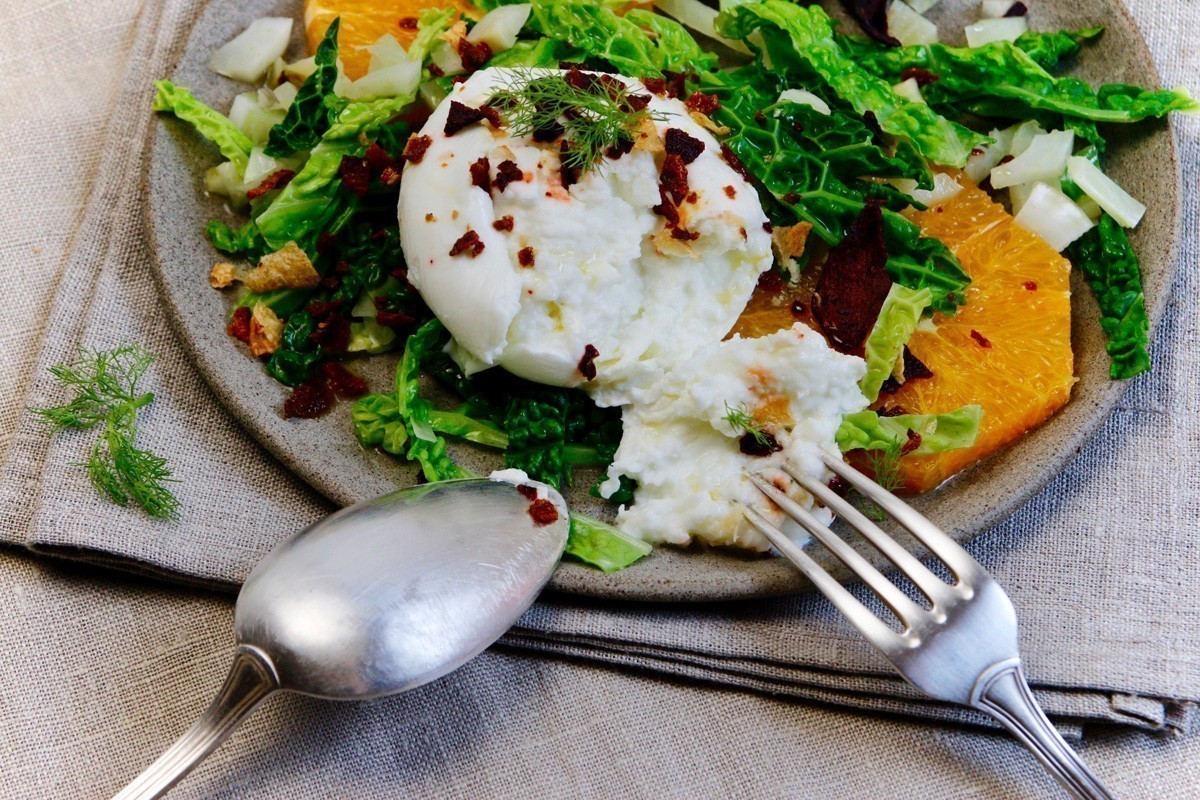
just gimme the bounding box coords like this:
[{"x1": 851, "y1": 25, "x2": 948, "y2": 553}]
[
  {"x1": 632, "y1": 117, "x2": 664, "y2": 154},
  {"x1": 772, "y1": 222, "x2": 813, "y2": 262},
  {"x1": 248, "y1": 303, "x2": 283, "y2": 358},
  {"x1": 209, "y1": 262, "x2": 237, "y2": 289},
  {"x1": 241, "y1": 242, "x2": 320, "y2": 293}
]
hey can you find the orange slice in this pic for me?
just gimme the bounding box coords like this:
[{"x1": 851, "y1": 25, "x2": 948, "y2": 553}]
[{"x1": 303, "y1": 0, "x2": 478, "y2": 79}]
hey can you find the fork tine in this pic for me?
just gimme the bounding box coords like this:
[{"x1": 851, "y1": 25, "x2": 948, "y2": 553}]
[
  {"x1": 743, "y1": 507, "x2": 906, "y2": 654},
  {"x1": 747, "y1": 473, "x2": 927, "y2": 628},
  {"x1": 781, "y1": 463, "x2": 954, "y2": 606},
  {"x1": 820, "y1": 453, "x2": 981, "y2": 580}
]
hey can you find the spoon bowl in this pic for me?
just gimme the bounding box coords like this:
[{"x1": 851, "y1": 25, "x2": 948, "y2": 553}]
[{"x1": 113, "y1": 477, "x2": 569, "y2": 799}]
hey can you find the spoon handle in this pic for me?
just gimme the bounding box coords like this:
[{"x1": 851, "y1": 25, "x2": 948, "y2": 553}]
[{"x1": 112, "y1": 645, "x2": 278, "y2": 800}]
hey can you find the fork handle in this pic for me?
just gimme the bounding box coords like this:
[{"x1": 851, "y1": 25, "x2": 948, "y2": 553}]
[{"x1": 972, "y1": 660, "x2": 1114, "y2": 800}]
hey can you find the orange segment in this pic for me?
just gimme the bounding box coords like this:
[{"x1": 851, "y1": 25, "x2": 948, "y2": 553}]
[
  {"x1": 882, "y1": 178, "x2": 1075, "y2": 492},
  {"x1": 303, "y1": 0, "x2": 478, "y2": 79}
]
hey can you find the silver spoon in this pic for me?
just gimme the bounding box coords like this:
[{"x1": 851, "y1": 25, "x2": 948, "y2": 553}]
[{"x1": 113, "y1": 477, "x2": 569, "y2": 800}]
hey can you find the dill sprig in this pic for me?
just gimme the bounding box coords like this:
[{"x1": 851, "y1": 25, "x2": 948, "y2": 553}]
[
  {"x1": 722, "y1": 401, "x2": 771, "y2": 446},
  {"x1": 856, "y1": 444, "x2": 903, "y2": 521},
  {"x1": 489, "y1": 68, "x2": 666, "y2": 174},
  {"x1": 31, "y1": 344, "x2": 180, "y2": 520}
]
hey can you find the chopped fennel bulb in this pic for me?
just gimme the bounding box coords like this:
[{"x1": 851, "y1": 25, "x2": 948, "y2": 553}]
[
  {"x1": 989, "y1": 130, "x2": 1073, "y2": 189},
  {"x1": 963, "y1": 124, "x2": 1017, "y2": 183},
  {"x1": 887, "y1": 1, "x2": 939, "y2": 46},
  {"x1": 430, "y1": 41, "x2": 465, "y2": 77},
  {"x1": 655, "y1": 0, "x2": 754, "y2": 53},
  {"x1": 1066, "y1": 157, "x2": 1147, "y2": 228},
  {"x1": 907, "y1": 0, "x2": 941, "y2": 13},
  {"x1": 1008, "y1": 181, "x2": 1035, "y2": 214},
  {"x1": 209, "y1": 17, "x2": 293, "y2": 84},
  {"x1": 890, "y1": 172, "x2": 963, "y2": 207},
  {"x1": 778, "y1": 88, "x2": 830, "y2": 115},
  {"x1": 205, "y1": 161, "x2": 249, "y2": 208},
  {"x1": 367, "y1": 34, "x2": 411, "y2": 73},
  {"x1": 1074, "y1": 192, "x2": 1104, "y2": 221},
  {"x1": 892, "y1": 77, "x2": 926, "y2": 104},
  {"x1": 244, "y1": 147, "x2": 280, "y2": 185},
  {"x1": 980, "y1": 0, "x2": 1020, "y2": 18},
  {"x1": 1013, "y1": 183, "x2": 1095, "y2": 251},
  {"x1": 467, "y1": 4, "x2": 531, "y2": 52},
  {"x1": 273, "y1": 81, "x2": 298, "y2": 109},
  {"x1": 1009, "y1": 119, "x2": 1048, "y2": 157},
  {"x1": 227, "y1": 92, "x2": 260, "y2": 130},
  {"x1": 965, "y1": 16, "x2": 1028, "y2": 47},
  {"x1": 344, "y1": 61, "x2": 421, "y2": 100},
  {"x1": 419, "y1": 79, "x2": 449, "y2": 110},
  {"x1": 228, "y1": 92, "x2": 284, "y2": 145},
  {"x1": 283, "y1": 56, "x2": 317, "y2": 84}
]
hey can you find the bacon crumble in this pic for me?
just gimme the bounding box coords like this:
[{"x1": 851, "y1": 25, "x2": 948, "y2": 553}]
[
  {"x1": 246, "y1": 169, "x2": 296, "y2": 200},
  {"x1": 445, "y1": 101, "x2": 487, "y2": 136},
  {"x1": 450, "y1": 230, "x2": 485, "y2": 258},
  {"x1": 493, "y1": 215, "x2": 514, "y2": 232},
  {"x1": 494, "y1": 159, "x2": 524, "y2": 192},
  {"x1": 456, "y1": 37, "x2": 493, "y2": 73},
  {"x1": 664, "y1": 128, "x2": 705, "y2": 164},
  {"x1": 577, "y1": 344, "x2": 599, "y2": 381},
  {"x1": 518, "y1": 246, "x2": 535, "y2": 267},
  {"x1": 338, "y1": 156, "x2": 371, "y2": 197},
  {"x1": 469, "y1": 156, "x2": 492, "y2": 194},
  {"x1": 403, "y1": 134, "x2": 433, "y2": 164},
  {"x1": 684, "y1": 91, "x2": 719, "y2": 115}
]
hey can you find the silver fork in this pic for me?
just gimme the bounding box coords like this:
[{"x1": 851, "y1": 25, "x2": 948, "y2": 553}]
[{"x1": 745, "y1": 453, "x2": 1114, "y2": 800}]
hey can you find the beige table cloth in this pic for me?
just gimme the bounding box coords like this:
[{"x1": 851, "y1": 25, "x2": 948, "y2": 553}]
[{"x1": 1, "y1": 0, "x2": 1198, "y2": 796}]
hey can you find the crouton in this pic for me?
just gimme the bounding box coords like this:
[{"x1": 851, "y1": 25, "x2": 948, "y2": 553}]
[
  {"x1": 209, "y1": 262, "x2": 237, "y2": 289},
  {"x1": 632, "y1": 117, "x2": 664, "y2": 154},
  {"x1": 772, "y1": 222, "x2": 813, "y2": 262},
  {"x1": 248, "y1": 303, "x2": 283, "y2": 358},
  {"x1": 240, "y1": 242, "x2": 320, "y2": 293},
  {"x1": 689, "y1": 111, "x2": 730, "y2": 136}
]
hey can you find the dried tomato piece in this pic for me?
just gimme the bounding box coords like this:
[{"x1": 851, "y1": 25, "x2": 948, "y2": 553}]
[
  {"x1": 469, "y1": 156, "x2": 492, "y2": 194},
  {"x1": 840, "y1": 0, "x2": 899, "y2": 46},
  {"x1": 338, "y1": 156, "x2": 371, "y2": 197},
  {"x1": 493, "y1": 215, "x2": 515, "y2": 232},
  {"x1": 739, "y1": 432, "x2": 782, "y2": 456},
  {"x1": 664, "y1": 128, "x2": 705, "y2": 164},
  {"x1": 480, "y1": 104, "x2": 503, "y2": 127},
  {"x1": 320, "y1": 361, "x2": 368, "y2": 399},
  {"x1": 449, "y1": 230, "x2": 485, "y2": 258},
  {"x1": 528, "y1": 498, "x2": 559, "y2": 526},
  {"x1": 659, "y1": 153, "x2": 689, "y2": 205},
  {"x1": 811, "y1": 204, "x2": 892, "y2": 354},
  {"x1": 227, "y1": 306, "x2": 252, "y2": 343},
  {"x1": 246, "y1": 169, "x2": 296, "y2": 200},
  {"x1": 284, "y1": 378, "x2": 334, "y2": 419},
  {"x1": 310, "y1": 314, "x2": 351, "y2": 353},
  {"x1": 684, "y1": 91, "x2": 719, "y2": 115},
  {"x1": 720, "y1": 143, "x2": 753, "y2": 183},
  {"x1": 641, "y1": 77, "x2": 667, "y2": 96},
  {"x1": 900, "y1": 67, "x2": 940, "y2": 87},
  {"x1": 444, "y1": 101, "x2": 486, "y2": 136},
  {"x1": 622, "y1": 93, "x2": 651, "y2": 112},
  {"x1": 518, "y1": 246, "x2": 535, "y2": 267},
  {"x1": 577, "y1": 343, "x2": 599, "y2": 380},
  {"x1": 403, "y1": 134, "x2": 433, "y2": 164},
  {"x1": 652, "y1": 185, "x2": 681, "y2": 226},
  {"x1": 456, "y1": 37, "x2": 493, "y2": 73},
  {"x1": 563, "y1": 68, "x2": 599, "y2": 93},
  {"x1": 900, "y1": 428, "x2": 923, "y2": 455},
  {"x1": 494, "y1": 160, "x2": 524, "y2": 192}
]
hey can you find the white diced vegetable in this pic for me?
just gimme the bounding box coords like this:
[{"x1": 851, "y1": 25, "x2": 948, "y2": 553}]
[
  {"x1": 989, "y1": 129, "x2": 1073, "y2": 189},
  {"x1": 333, "y1": 60, "x2": 352, "y2": 96},
  {"x1": 963, "y1": 124, "x2": 1017, "y2": 183},
  {"x1": 892, "y1": 78, "x2": 926, "y2": 105},
  {"x1": 778, "y1": 89, "x2": 831, "y2": 115},
  {"x1": 1008, "y1": 119, "x2": 1047, "y2": 157},
  {"x1": 228, "y1": 91, "x2": 283, "y2": 145},
  {"x1": 209, "y1": 18, "x2": 294, "y2": 84},
  {"x1": 205, "y1": 161, "x2": 249, "y2": 208},
  {"x1": 654, "y1": 0, "x2": 753, "y2": 54},
  {"x1": 467, "y1": 4, "x2": 531, "y2": 53},
  {"x1": 1066, "y1": 156, "x2": 1147, "y2": 228},
  {"x1": 244, "y1": 147, "x2": 280, "y2": 185},
  {"x1": 430, "y1": 41, "x2": 466, "y2": 77},
  {"x1": 273, "y1": 81, "x2": 298, "y2": 108},
  {"x1": 1013, "y1": 182, "x2": 1095, "y2": 251},
  {"x1": 367, "y1": 33, "x2": 411, "y2": 73},
  {"x1": 980, "y1": 0, "x2": 1019, "y2": 19},
  {"x1": 1074, "y1": 192, "x2": 1103, "y2": 220},
  {"x1": 227, "y1": 92, "x2": 261, "y2": 130},
  {"x1": 344, "y1": 60, "x2": 422, "y2": 100},
  {"x1": 419, "y1": 79, "x2": 449, "y2": 110},
  {"x1": 1008, "y1": 181, "x2": 1035, "y2": 214},
  {"x1": 907, "y1": 0, "x2": 941, "y2": 14},
  {"x1": 887, "y1": 1, "x2": 939, "y2": 46},
  {"x1": 284, "y1": 56, "x2": 317, "y2": 84},
  {"x1": 264, "y1": 58, "x2": 286, "y2": 87},
  {"x1": 964, "y1": 16, "x2": 1027, "y2": 47},
  {"x1": 889, "y1": 172, "x2": 964, "y2": 207}
]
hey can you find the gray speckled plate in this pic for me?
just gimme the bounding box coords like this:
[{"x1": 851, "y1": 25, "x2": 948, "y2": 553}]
[{"x1": 149, "y1": 0, "x2": 1180, "y2": 601}]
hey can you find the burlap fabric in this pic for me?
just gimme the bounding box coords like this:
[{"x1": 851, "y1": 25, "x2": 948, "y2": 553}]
[{"x1": 1, "y1": 0, "x2": 1198, "y2": 795}]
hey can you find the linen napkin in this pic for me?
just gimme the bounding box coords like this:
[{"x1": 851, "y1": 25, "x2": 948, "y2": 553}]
[{"x1": 1, "y1": 0, "x2": 1197, "y2": 736}]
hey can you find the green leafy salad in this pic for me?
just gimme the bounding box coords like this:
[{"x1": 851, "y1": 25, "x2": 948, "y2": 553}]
[{"x1": 154, "y1": 0, "x2": 1192, "y2": 569}]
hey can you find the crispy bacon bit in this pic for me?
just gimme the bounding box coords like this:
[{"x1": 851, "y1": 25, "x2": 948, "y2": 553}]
[
  {"x1": 900, "y1": 428, "x2": 923, "y2": 455},
  {"x1": 1023, "y1": 280, "x2": 1038, "y2": 291},
  {"x1": 723, "y1": 185, "x2": 737, "y2": 199},
  {"x1": 970, "y1": 329, "x2": 993, "y2": 349},
  {"x1": 605, "y1": 136, "x2": 635, "y2": 160},
  {"x1": 756, "y1": 269, "x2": 783, "y2": 294},
  {"x1": 659, "y1": 153, "x2": 689, "y2": 205},
  {"x1": 880, "y1": 347, "x2": 933, "y2": 395},
  {"x1": 209, "y1": 262, "x2": 236, "y2": 289},
  {"x1": 449, "y1": 229, "x2": 485, "y2": 258},
  {"x1": 739, "y1": 431, "x2": 782, "y2": 456},
  {"x1": 660, "y1": 71, "x2": 688, "y2": 99},
  {"x1": 516, "y1": 484, "x2": 538, "y2": 501},
  {"x1": 652, "y1": 185, "x2": 681, "y2": 226},
  {"x1": 559, "y1": 141, "x2": 582, "y2": 189},
  {"x1": 578, "y1": 344, "x2": 599, "y2": 381},
  {"x1": 480, "y1": 104, "x2": 503, "y2": 127},
  {"x1": 398, "y1": 16, "x2": 418, "y2": 29},
  {"x1": 364, "y1": 143, "x2": 397, "y2": 175},
  {"x1": 494, "y1": 159, "x2": 524, "y2": 192},
  {"x1": 227, "y1": 306, "x2": 252, "y2": 343},
  {"x1": 720, "y1": 143, "x2": 753, "y2": 183},
  {"x1": 445, "y1": 101, "x2": 487, "y2": 136},
  {"x1": 901, "y1": 67, "x2": 940, "y2": 87},
  {"x1": 403, "y1": 134, "x2": 433, "y2": 164},
  {"x1": 469, "y1": 156, "x2": 492, "y2": 194},
  {"x1": 518, "y1": 246, "x2": 535, "y2": 267},
  {"x1": 670, "y1": 226, "x2": 699, "y2": 241},
  {"x1": 310, "y1": 314, "x2": 351, "y2": 353},
  {"x1": 320, "y1": 361, "x2": 368, "y2": 399},
  {"x1": 493, "y1": 215, "x2": 514, "y2": 232},
  {"x1": 338, "y1": 156, "x2": 371, "y2": 197},
  {"x1": 456, "y1": 37, "x2": 493, "y2": 73},
  {"x1": 685, "y1": 91, "x2": 720, "y2": 115},
  {"x1": 664, "y1": 128, "x2": 705, "y2": 164},
  {"x1": 1005, "y1": 1, "x2": 1028, "y2": 16},
  {"x1": 623, "y1": 93, "x2": 651, "y2": 112},
  {"x1": 528, "y1": 498, "x2": 559, "y2": 526},
  {"x1": 284, "y1": 378, "x2": 334, "y2": 419},
  {"x1": 246, "y1": 169, "x2": 296, "y2": 200},
  {"x1": 812, "y1": 204, "x2": 892, "y2": 355}
]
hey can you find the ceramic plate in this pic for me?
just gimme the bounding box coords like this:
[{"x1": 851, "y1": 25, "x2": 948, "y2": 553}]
[{"x1": 148, "y1": 0, "x2": 1180, "y2": 600}]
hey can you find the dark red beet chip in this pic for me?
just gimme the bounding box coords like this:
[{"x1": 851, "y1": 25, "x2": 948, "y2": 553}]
[
  {"x1": 227, "y1": 306, "x2": 252, "y2": 343},
  {"x1": 840, "y1": 0, "x2": 899, "y2": 46},
  {"x1": 444, "y1": 101, "x2": 486, "y2": 136},
  {"x1": 338, "y1": 156, "x2": 371, "y2": 197},
  {"x1": 403, "y1": 134, "x2": 432, "y2": 163},
  {"x1": 578, "y1": 344, "x2": 599, "y2": 381},
  {"x1": 284, "y1": 379, "x2": 334, "y2": 419},
  {"x1": 320, "y1": 361, "x2": 368, "y2": 399},
  {"x1": 739, "y1": 431, "x2": 782, "y2": 457},
  {"x1": 528, "y1": 498, "x2": 559, "y2": 526},
  {"x1": 812, "y1": 204, "x2": 892, "y2": 355},
  {"x1": 246, "y1": 169, "x2": 296, "y2": 200},
  {"x1": 664, "y1": 128, "x2": 705, "y2": 164},
  {"x1": 449, "y1": 230, "x2": 485, "y2": 258}
]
